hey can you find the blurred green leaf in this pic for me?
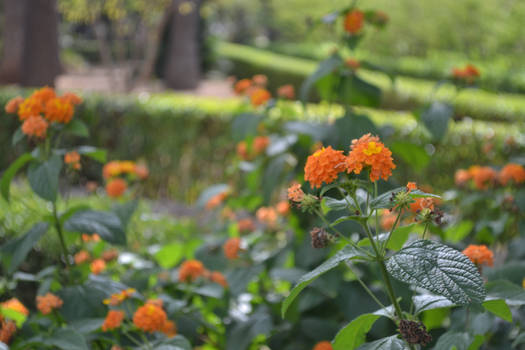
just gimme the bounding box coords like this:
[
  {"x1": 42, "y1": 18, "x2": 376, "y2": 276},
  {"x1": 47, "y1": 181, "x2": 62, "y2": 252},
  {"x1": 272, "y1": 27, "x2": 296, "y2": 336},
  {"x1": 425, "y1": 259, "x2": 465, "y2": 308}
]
[
  {"x1": 1, "y1": 153, "x2": 34, "y2": 201},
  {"x1": 64, "y1": 210, "x2": 126, "y2": 245},
  {"x1": 390, "y1": 141, "x2": 430, "y2": 172},
  {"x1": 27, "y1": 155, "x2": 62, "y2": 202},
  {"x1": 333, "y1": 313, "x2": 381, "y2": 350},
  {"x1": 482, "y1": 299, "x2": 512, "y2": 322}
]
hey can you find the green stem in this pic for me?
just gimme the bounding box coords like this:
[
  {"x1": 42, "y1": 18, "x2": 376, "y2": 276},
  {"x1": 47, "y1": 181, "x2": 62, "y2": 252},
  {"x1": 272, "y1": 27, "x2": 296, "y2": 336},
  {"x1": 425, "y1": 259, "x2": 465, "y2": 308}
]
[
  {"x1": 363, "y1": 224, "x2": 404, "y2": 320},
  {"x1": 422, "y1": 222, "x2": 430, "y2": 239},
  {"x1": 374, "y1": 181, "x2": 380, "y2": 234},
  {"x1": 344, "y1": 262, "x2": 387, "y2": 310},
  {"x1": 381, "y1": 210, "x2": 403, "y2": 255},
  {"x1": 52, "y1": 202, "x2": 70, "y2": 268}
]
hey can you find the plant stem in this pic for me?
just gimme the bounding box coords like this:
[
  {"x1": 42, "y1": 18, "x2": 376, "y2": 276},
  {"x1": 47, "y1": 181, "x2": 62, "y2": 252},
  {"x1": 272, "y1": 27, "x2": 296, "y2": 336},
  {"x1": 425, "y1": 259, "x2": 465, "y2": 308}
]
[
  {"x1": 344, "y1": 262, "x2": 387, "y2": 311},
  {"x1": 381, "y1": 210, "x2": 403, "y2": 255},
  {"x1": 422, "y1": 222, "x2": 430, "y2": 239},
  {"x1": 52, "y1": 202, "x2": 70, "y2": 267}
]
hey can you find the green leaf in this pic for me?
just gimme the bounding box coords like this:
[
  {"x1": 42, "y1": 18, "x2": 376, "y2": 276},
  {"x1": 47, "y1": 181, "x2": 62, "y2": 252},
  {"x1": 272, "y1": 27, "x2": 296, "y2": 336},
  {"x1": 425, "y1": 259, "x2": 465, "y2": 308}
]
[
  {"x1": 390, "y1": 141, "x2": 430, "y2": 172},
  {"x1": 386, "y1": 240, "x2": 486, "y2": 305},
  {"x1": 328, "y1": 112, "x2": 378, "y2": 150},
  {"x1": 485, "y1": 280, "x2": 525, "y2": 306},
  {"x1": 0, "y1": 153, "x2": 34, "y2": 201},
  {"x1": 333, "y1": 313, "x2": 381, "y2": 350},
  {"x1": 512, "y1": 333, "x2": 525, "y2": 348},
  {"x1": 155, "y1": 243, "x2": 184, "y2": 269},
  {"x1": 226, "y1": 307, "x2": 272, "y2": 350},
  {"x1": 420, "y1": 101, "x2": 453, "y2": 141},
  {"x1": 0, "y1": 306, "x2": 27, "y2": 327},
  {"x1": 445, "y1": 221, "x2": 474, "y2": 243},
  {"x1": 27, "y1": 155, "x2": 62, "y2": 202},
  {"x1": 59, "y1": 204, "x2": 92, "y2": 226},
  {"x1": 413, "y1": 294, "x2": 455, "y2": 314},
  {"x1": 76, "y1": 146, "x2": 107, "y2": 163},
  {"x1": 282, "y1": 246, "x2": 367, "y2": 317},
  {"x1": 482, "y1": 299, "x2": 512, "y2": 322},
  {"x1": 468, "y1": 335, "x2": 485, "y2": 350},
  {"x1": 356, "y1": 335, "x2": 408, "y2": 349},
  {"x1": 300, "y1": 54, "x2": 343, "y2": 102},
  {"x1": 231, "y1": 113, "x2": 263, "y2": 141},
  {"x1": 358, "y1": 225, "x2": 412, "y2": 251},
  {"x1": 149, "y1": 336, "x2": 192, "y2": 350},
  {"x1": 0, "y1": 222, "x2": 49, "y2": 274},
  {"x1": 64, "y1": 210, "x2": 126, "y2": 245},
  {"x1": 44, "y1": 328, "x2": 89, "y2": 350},
  {"x1": 339, "y1": 74, "x2": 381, "y2": 108},
  {"x1": 65, "y1": 119, "x2": 89, "y2": 137},
  {"x1": 112, "y1": 200, "x2": 138, "y2": 229},
  {"x1": 433, "y1": 331, "x2": 471, "y2": 350},
  {"x1": 11, "y1": 127, "x2": 24, "y2": 146},
  {"x1": 370, "y1": 187, "x2": 405, "y2": 210}
]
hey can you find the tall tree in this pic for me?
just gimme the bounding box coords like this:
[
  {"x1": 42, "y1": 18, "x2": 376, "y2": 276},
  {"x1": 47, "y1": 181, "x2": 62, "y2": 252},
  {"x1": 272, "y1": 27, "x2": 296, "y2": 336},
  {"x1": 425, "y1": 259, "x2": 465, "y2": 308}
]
[
  {"x1": 0, "y1": 0, "x2": 61, "y2": 86},
  {"x1": 163, "y1": 0, "x2": 202, "y2": 89}
]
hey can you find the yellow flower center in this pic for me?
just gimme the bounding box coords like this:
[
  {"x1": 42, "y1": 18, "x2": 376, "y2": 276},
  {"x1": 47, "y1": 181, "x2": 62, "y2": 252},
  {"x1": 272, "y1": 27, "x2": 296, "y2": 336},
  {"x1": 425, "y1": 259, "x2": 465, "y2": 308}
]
[
  {"x1": 363, "y1": 142, "x2": 382, "y2": 156},
  {"x1": 313, "y1": 147, "x2": 325, "y2": 157}
]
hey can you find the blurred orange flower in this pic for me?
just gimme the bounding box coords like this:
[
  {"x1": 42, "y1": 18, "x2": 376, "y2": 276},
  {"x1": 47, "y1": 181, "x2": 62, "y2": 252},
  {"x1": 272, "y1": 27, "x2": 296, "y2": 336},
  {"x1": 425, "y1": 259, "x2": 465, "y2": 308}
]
[
  {"x1": 256, "y1": 206, "x2": 278, "y2": 226},
  {"x1": 277, "y1": 84, "x2": 295, "y2": 99},
  {"x1": 74, "y1": 250, "x2": 91, "y2": 265},
  {"x1": 234, "y1": 79, "x2": 252, "y2": 95},
  {"x1": 0, "y1": 320, "x2": 16, "y2": 344},
  {"x1": 343, "y1": 9, "x2": 364, "y2": 34},
  {"x1": 250, "y1": 88, "x2": 271, "y2": 107},
  {"x1": 179, "y1": 259, "x2": 206, "y2": 282},
  {"x1": 1, "y1": 298, "x2": 29, "y2": 316},
  {"x1": 106, "y1": 178, "x2": 128, "y2": 198},
  {"x1": 210, "y1": 271, "x2": 228, "y2": 288},
  {"x1": 276, "y1": 201, "x2": 290, "y2": 216},
  {"x1": 313, "y1": 341, "x2": 333, "y2": 350},
  {"x1": 133, "y1": 303, "x2": 167, "y2": 333},
  {"x1": 5, "y1": 96, "x2": 23, "y2": 114},
  {"x1": 90, "y1": 259, "x2": 106, "y2": 275},
  {"x1": 499, "y1": 163, "x2": 525, "y2": 186},
  {"x1": 454, "y1": 169, "x2": 471, "y2": 186},
  {"x1": 223, "y1": 237, "x2": 241, "y2": 260},
  {"x1": 469, "y1": 166, "x2": 497, "y2": 190},
  {"x1": 102, "y1": 310, "x2": 125, "y2": 331},
  {"x1": 237, "y1": 218, "x2": 256, "y2": 234},
  {"x1": 253, "y1": 136, "x2": 270, "y2": 155},
  {"x1": 462, "y1": 245, "x2": 494, "y2": 267},
  {"x1": 103, "y1": 288, "x2": 136, "y2": 306},
  {"x1": 21, "y1": 115, "x2": 48, "y2": 138},
  {"x1": 287, "y1": 183, "x2": 305, "y2": 202},
  {"x1": 36, "y1": 293, "x2": 63, "y2": 315}
]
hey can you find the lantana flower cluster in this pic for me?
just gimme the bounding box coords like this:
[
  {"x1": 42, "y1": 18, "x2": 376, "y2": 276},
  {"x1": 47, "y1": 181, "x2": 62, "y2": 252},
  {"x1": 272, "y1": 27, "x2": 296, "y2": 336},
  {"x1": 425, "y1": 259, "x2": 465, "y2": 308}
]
[
  {"x1": 455, "y1": 163, "x2": 525, "y2": 190},
  {"x1": 178, "y1": 259, "x2": 229, "y2": 288},
  {"x1": 102, "y1": 160, "x2": 149, "y2": 198},
  {"x1": 5, "y1": 87, "x2": 82, "y2": 139},
  {"x1": 232, "y1": 74, "x2": 296, "y2": 107},
  {"x1": 451, "y1": 64, "x2": 481, "y2": 84}
]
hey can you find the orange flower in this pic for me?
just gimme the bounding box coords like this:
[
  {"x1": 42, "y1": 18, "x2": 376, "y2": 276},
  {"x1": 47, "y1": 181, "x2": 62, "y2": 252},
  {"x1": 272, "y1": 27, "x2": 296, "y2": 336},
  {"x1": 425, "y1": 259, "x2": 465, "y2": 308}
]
[
  {"x1": 499, "y1": 163, "x2": 525, "y2": 186},
  {"x1": 223, "y1": 237, "x2": 241, "y2": 260},
  {"x1": 103, "y1": 161, "x2": 122, "y2": 179},
  {"x1": 313, "y1": 341, "x2": 333, "y2": 350},
  {"x1": 44, "y1": 97, "x2": 74, "y2": 123},
  {"x1": 82, "y1": 233, "x2": 101, "y2": 242},
  {"x1": 372, "y1": 10, "x2": 389, "y2": 25},
  {"x1": 134, "y1": 164, "x2": 149, "y2": 180},
  {"x1": 0, "y1": 320, "x2": 16, "y2": 344},
  {"x1": 206, "y1": 191, "x2": 228, "y2": 210},
  {"x1": 90, "y1": 259, "x2": 106, "y2": 275},
  {"x1": 253, "y1": 136, "x2": 270, "y2": 155},
  {"x1": 21, "y1": 115, "x2": 48, "y2": 138},
  {"x1": 454, "y1": 169, "x2": 471, "y2": 186},
  {"x1": 276, "y1": 201, "x2": 290, "y2": 216},
  {"x1": 17, "y1": 97, "x2": 42, "y2": 121},
  {"x1": 179, "y1": 259, "x2": 206, "y2": 282},
  {"x1": 234, "y1": 79, "x2": 252, "y2": 95},
  {"x1": 252, "y1": 74, "x2": 268, "y2": 87},
  {"x1": 31, "y1": 86, "x2": 56, "y2": 104},
  {"x1": 237, "y1": 218, "x2": 256, "y2": 234},
  {"x1": 74, "y1": 250, "x2": 91, "y2": 264},
  {"x1": 161, "y1": 320, "x2": 177, "y2": 338},
  {"x1": 106, "y1": 178, "x2": 128, "y2": 198},
  {"x1": 406, "y1": 182, "x2": 417, "y2": 192},
  {"x1": 256, "y1": 206, "x2": 278, "y2": 226},
  {"x1": 250, "y1": 88, "x2": 271, "y2": 107},
  {"x1": 346, "y1": 134, "x2": 395, "y2": 182},
  {"x1": 237, "y1": 141, "x2": 250, "y2": 160},
  {"x1": 343, "y1": 9, "x2": 364, "y2": 34},
  {"x1": 277, "y1": 84, "x2": 295, "y2": 99},
  {"x1": 469, "y1": 166, "x2": 497, "y2": 190},
  {"x1": 287, "y1": 183, "x2": 305, "y2": 202},
  {"x1": 5, "y1": 96, "x2": 24, "y2": 114},
  {"x1": 64, "y1": 151, "x2": 80, "y2": 164},
  {"x1": 111, "y1": 346, "x2": 123, "y2": 350},
  {"x1": 103, "y1": 288, "x2": 136, "y2": 306},
  {"x1": 61, "y1": 92, "x2": 83, "y2": 105},
  {"x1": 1, "y1": 298, "x2": 29, "y2": 316},
  {"x1": 345, "y1": 58, "x2": 360, "y2": 70},
  {"x1": 410, "y1": 197, "x2": 435, "y2": 213},
  {"x1": 36, "y1": 293, "x2": 63, "y2": 315},
  {"x1": 452, "y1": 64, "x2": 480, "y2": 83},
  {"x1": 102, "y1": 310, "x2": 125, "y2": 331},
  {"x1": 119, "y1": 161, "x2": 135, "y2": 174},
  {"x1": 210, "y1": 271, "x2": 228, "y2": 288},
  {"x1": 380, "y1": 209, "x2": 397, "y2": 230},
  {"x1": 102, "y1": 249, "x2": 119, "y2": 262},
  {"x1": 133, "y1": 303, "x2": 167, "y2": 333},
  {"x1": 462, "y1": 245, "x2": 494, "y2": 267},
  {"x1": 305, "y1": 146, "x2": 347, "y2": 188}
]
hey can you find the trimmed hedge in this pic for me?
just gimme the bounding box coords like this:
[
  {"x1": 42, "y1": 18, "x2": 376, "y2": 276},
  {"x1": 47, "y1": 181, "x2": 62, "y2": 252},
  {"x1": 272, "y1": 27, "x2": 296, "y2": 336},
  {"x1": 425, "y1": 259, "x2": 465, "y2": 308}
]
[
  {"x1": 217, "y1": 42, "x2": 525, "y2": 123},
  {"x1": 0, "y1": 87, "x2": 518, "y2": 201}
]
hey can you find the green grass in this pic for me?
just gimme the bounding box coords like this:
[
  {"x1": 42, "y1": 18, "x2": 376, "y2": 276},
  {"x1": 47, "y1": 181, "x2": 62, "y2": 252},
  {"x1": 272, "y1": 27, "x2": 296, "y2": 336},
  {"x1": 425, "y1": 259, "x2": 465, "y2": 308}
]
[{"x1": 217, "y1": 42, "x2": 525, "y2": 123}]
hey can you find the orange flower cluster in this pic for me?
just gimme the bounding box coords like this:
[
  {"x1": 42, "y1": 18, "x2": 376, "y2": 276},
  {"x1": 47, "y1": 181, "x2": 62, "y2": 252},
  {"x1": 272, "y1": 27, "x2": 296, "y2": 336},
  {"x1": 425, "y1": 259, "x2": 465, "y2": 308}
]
[
  {"x1": 237, "y1": 136, "x2": 270, "y2": 160},
  {"x1": 178, "y1": 259, "x2": 229, "y2": 288},
  {"x1": 347, "y1": 134, "x2": 396, "y2": 182},
  {"x1": 64, "y1": 151, "x2": 81, "y2": 170},
  {"x1": 304, "y1": 146, "x2": 347, "y2": 188},
  {"x1": 288, "y1": 183, "x2": 305, "y2": 202},
  {"x1": 276, "y1": 200, "x2": 290, "y2": 216},
  {"x1": 345, "y1": 58, "x2": 360, "y2": 71},
  {"x1": 1, "y1": 298, "x2": 29, "y2": 316},
  {"x1": 256, "y1": 206, "x2": 278, "y2": 226},
  {"x1": 90, "y1": 259, "x2": 106, "y2": 275},
  {"x1": 103, "y1": 160, "x2": 149, "y2": 180},
  {"x1": 206, "y1": 190, "x2": 229, "y2": 210},
  {"x1": 74, "y1": 250, "x2": 91, "y2": 264},
  {"x1": 454, "y1": 164, "x2": 524, "y2": 189},
  {"x1": 36, "y1": 293, "x2": 63, "y2": 315},
  {"x1": 104, "y1": 289, "x2": 137, "y2": 306},
  {"x1": 237, "y1": 218, "x2": 256, "y2": 234},
  {"x1": 251, "y1": 88, "x2": 272, "y2": 106},
  {"x1": 452, "y1": 64, "x2": 480, "y2": 83},
  {"x1": 102, "y1": 310, "x2": 125, "y2": 331},
  {"x1": 462, "y1": 245, "x2": 494, "y2": 267},
  {"x1": 343, "y1": 9, "x2": 364, "y2": 34},
  {"x1": 133, "y1": 300, "x2": 172, "y2": 335},
  {"x1": 232, "y1": 75, "x2": 272, "y2": 106},
  {"x1": 82, "y1": 233, "x2": 101, "y2": 242},
  {"x1": 5, "y1": 87, "x2": 82, "y2": 140},
  {"x1": 410, "y1": 197, "x2": 435, "y2": 213},
  {"x1": 313, "y1": 341, "x2": 333, "y2": 350},
  {"x1": 102, "y1": 249, "x2": 119, "y2": 262},
  {"x1": 277, "y1": 84, "x2": 295, "y2": 100},
  {"x1": 0, "y1": 319, "x2": 16, "y2": 344},
  {"x1": 380, "y1": 209, "x2": 397, "y2": 230},
  {"x1": 223, "y1": 237, "x2": 242, "y2": 259},
  {"x1": 106, "y1": 178, "x2": 128, "y2": 198}
]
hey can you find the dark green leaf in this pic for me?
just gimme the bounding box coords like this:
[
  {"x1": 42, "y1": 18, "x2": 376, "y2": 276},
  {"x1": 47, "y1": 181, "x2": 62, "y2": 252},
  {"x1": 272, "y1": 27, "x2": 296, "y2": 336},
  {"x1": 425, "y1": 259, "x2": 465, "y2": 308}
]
[
  {"x1": 433, "y1": 331, "x2": 471, "y2": 350},
  {"x1": 149, "y1": 336, "x2": 192, "y2": 350},
  {"x1": 386, "y1": 240, "x2": 486, "y2": 305},
  {"x1": 27, "y1": 155, "x2": 62, "y2": 202},
  {"x1": 485, "y1": 280, "x2": 525, "y2": 306},
  {"x1": 44, "y1": 328, "x2": 89, "y2": 350},
  {"x1": 65, "y1": 119, "x2": 89, "y2": 137},
  {"x1": 232, "y1": 113, "x2": 263, "y2": 141},
  {"x1": 64, "y1": 210, "x2": 126, "y2": 245},
  {"x1": 445, "y1": 221, "x2": 474, "y2": 243},
  {"x1": 112, "y1": 200, "x2": 138, "y2": 229},
  {"x1": 11, "y1": 127, "x2": 24, "y2": 146},
  {"x1": 390, "y1": 142, "x2": 430, "y2": 172},
  {"x1": 300, "y1": 55, "x2": 343, "y2": 102},
  {"x1": 282, "y1": 246, "x2": 367, "y2": 317},
  {"x1": 1, "y1": 153, "x2": 34, "y2": 201},
  {"x1": 356, "y1": 335, "x2": 408, "y2": 350},
  {"x1": 333, "y1": 313, "x2": 381, "y2": 350},
  {"x1": 370, "y1": 187, "x2": 405, "y2": 210},
  {"x1": 413, "y1": 294, "x2": 455, "y2": 314},
  {"x1": 339, "y1": 74, "x2": 381, "y2": 108},
  {"x1": 76, "y1": 146, "x2": 107, "y2": 163},
  {"x1": 420, "y1": 102, "x2": 453, "y2": 141},
  {"x1": 0, "y1": 222, "x2": 49, "y2": 274},
  {"x1": 328, "y1": 112, "x2": 378, "y2": 150},
  {"x1": 482, "y1": 299, "x2": 512, "y2": 322},
  {"x1": 59, "y1": 204, "x2": 92, "y2": 226}
]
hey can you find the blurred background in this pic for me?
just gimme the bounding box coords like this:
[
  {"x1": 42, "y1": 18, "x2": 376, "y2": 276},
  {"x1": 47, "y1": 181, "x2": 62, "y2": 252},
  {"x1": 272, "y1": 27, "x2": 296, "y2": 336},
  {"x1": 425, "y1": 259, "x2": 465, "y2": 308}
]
[{"x1": 1, "y1": 0, "x2": 525, "y2": 94}]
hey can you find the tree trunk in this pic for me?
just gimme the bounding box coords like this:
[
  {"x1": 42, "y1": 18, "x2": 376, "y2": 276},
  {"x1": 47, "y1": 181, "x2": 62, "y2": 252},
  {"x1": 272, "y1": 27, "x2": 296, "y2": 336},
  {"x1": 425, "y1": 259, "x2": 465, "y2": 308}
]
[
  {"x1": 163, "y1": 0, "x2": 201, "y2": 90},
  {"x1": 0, "y1": 0, "x2": 61, "y2": 87}
]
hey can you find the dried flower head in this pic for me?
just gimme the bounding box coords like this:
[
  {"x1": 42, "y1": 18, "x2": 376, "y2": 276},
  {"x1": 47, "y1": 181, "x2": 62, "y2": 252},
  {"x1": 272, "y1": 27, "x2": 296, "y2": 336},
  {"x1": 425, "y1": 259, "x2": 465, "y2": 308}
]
[
  {"x1": 310, "y1": 227, "x2": 331, "y2": 248},
  {"x1": 398, "y1": 320, "x2": 432, "y2": 346}
]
